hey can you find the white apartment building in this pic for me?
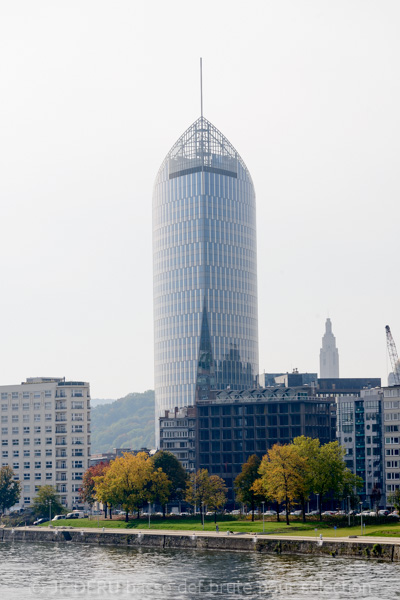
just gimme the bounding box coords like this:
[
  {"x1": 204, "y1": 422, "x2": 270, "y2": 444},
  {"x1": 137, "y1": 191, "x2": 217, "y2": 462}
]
[
  {"x1": 383, "y1": 386, "x2": 400, "y2": 502},
  {"x1": 0, "y1": 377, "x2": 91, "y2": 510}
]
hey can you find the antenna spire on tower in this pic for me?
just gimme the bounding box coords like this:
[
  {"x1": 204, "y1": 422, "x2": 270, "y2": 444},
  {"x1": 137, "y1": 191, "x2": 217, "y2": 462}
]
[{"x1": 200, "y1": 57, "x2": 203, "y2": 118}]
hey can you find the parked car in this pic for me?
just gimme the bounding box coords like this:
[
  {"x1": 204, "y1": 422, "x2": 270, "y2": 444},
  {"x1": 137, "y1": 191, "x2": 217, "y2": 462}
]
[
  {"x1": 321, "y1": 511, "x2": 337, "y2": 516},
  {"x1": 290, "y1": 510, "x2": 302, "y2": 517},
  {"x1": 52, "y1": 515, "x2": 66, "y2": 521},
  {"x1": 379, "y1": 510, "x2": 389, "y2": 516},
  {"x1": 33, "y1": 518, "x2": 49, "y2": 526},
  {"x1": 230, "y1": 510, "x2": 241, "y2": 515},
  {"x1": 263, "y1": 510, "x2": 277, "y2": 516},
  {"x1": 305, "y1": 510, "x2": 319, "y2": 516},
  {"x1": 388, "y1": 512, "x2": 400, "y2": 518},
  {"x1": 66, "y1": 510, "x2": 87, "y2": 519}
]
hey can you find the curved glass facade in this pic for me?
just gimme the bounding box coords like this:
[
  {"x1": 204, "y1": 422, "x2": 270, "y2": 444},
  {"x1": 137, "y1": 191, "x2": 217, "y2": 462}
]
[{"x1": 153, "y1": 117, "x2": 258, "y2": 432}]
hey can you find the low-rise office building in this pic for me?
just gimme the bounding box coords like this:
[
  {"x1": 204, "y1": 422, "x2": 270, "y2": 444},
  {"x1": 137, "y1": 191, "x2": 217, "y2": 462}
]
[
  {"x1": 336, "y1": 388, "x2": 385, "y2": 507},
  {"x1": 0, "y1": 377, "x2": 91, "y2": 510},
  {"x1": 159, "y1": 406, "x2": 196, "y2": 472},
  {"x1": 89, "y1": 447, "x2": 155, "y2": 467}
]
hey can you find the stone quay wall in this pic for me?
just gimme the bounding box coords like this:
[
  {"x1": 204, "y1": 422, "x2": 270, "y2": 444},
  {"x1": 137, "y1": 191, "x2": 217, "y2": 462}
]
[{"x1": 1, "y1": 527, "x2": 399, "y2": 562}]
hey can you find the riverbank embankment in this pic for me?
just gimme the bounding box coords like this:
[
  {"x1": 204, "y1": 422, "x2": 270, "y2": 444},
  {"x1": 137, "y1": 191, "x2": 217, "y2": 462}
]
[{"x1": 2, "y1": 526, "x2": 400, "y2": 561}]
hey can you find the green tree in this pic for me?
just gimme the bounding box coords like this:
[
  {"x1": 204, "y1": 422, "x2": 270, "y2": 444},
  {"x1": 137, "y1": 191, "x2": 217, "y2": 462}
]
[
  {"x1": 152, "y1": 451, "x2": 187, "y2": 517},
  {"x1": 313, "y1": 441, "x2": 349, "y2": 519},
  {"x1": 0, "y1": 466, "x2": 21, "y2": 514},
  {"x1": 388, "y1": 489, "x2": 400, "y2": 512},
  {"x1": 234, "y1": 454, "x2": 263, "y2": 521},
  {"x1": 258, "y1": 444, "x2": 307, "y2": 525},
  {"x1": 32, "y1": 485, "x2": 64, "y2": 519},
  {"x1": 292, "y1": 436, "x2": 320, "y2": 522},
  {"x1": 185, "y1": 469, "x2": 227, "y2": 524},
  {"x1": 341, "y1": 469, "x2": 363, "y2": 509}
]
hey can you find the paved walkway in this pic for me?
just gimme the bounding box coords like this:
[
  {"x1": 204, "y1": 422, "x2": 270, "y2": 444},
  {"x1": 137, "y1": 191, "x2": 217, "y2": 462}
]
[{"x1": 21, "y1": 526, "x2": 400, "y2": 546}]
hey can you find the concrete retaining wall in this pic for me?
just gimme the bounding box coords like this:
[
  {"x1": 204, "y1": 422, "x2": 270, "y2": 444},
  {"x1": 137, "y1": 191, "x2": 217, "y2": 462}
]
[{"x1": 1, "y1": 528, "x2": 399, "y2": 562}]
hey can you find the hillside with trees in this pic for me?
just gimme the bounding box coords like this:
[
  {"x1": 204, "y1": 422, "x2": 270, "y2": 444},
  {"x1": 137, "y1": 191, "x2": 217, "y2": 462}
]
[{"x1": 91, "y1": 390, "x2": 155, "y2": 453}]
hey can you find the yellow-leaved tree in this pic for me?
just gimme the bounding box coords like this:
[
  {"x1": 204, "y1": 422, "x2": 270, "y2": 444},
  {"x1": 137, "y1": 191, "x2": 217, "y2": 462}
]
[
  {"x1": 93, "y1": 452, "x2": 171, "y2": 521},
  {"x1": 258, "y1": 444, "x2": 307, "y2": 525}
]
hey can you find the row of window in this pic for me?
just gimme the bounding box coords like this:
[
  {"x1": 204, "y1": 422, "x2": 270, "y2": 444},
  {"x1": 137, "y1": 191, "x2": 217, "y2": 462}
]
[
  {"x1": 198, "y1": 415, "x2": 302, "y2": 428},
  {"x1": 1, "y1": 426, "x2": 52, "y2": 434},
  {"x1": 199, "y1": 427, "x2": 330, "y2": 441},
  {"x1": 2, "y1": 449, "x2": 52, "y2": 458},
  {"x1": 1, "y1": 449, "x2": 84, "y2": 458},
  {"x1": 6, "y1": 471, "x2": 83, "y2": 481},
  {"x1": 0, "y1": 391, "x2": 88, "y2": 403},
  {"x1": 1, "y1": 391, "x2": 52, "y2": 400},
  {"x1": 1, "y1": 460, "x2": 84, "y2": 469},
  {"x1": 1, "y1": 406, "x2": 86, "y2": 415},
  {"x1": 2, "y1": 438, "x2": 53, "y2": 446},
  {"x1": 197, "y1": 403, "x2": 328, "y2": 416},
  {"x1": 2, "y1": 403, "x2": 52, "y2": 412}
]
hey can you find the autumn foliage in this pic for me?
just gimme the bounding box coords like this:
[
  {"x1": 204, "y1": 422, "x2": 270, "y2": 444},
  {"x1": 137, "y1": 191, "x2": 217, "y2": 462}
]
[{"x1": 92, "y1": 452, "x2": 171, "y2": 521}]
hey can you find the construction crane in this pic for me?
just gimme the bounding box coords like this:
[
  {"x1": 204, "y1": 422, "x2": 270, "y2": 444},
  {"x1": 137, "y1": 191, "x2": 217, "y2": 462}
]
[{"x1": 385, "y1": 325, "x2": 400, "y2": 385}]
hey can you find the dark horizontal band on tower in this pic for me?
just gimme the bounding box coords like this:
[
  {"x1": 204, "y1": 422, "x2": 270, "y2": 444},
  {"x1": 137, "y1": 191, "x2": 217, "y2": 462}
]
[{"x1": 169, "y1": 166, "x2": 238, "y2": 180}]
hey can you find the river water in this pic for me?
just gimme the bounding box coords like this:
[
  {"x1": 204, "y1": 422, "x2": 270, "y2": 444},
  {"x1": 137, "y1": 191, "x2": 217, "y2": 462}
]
[{"x1": 1, "y1": 541, "x2": 400, "y2": 600}]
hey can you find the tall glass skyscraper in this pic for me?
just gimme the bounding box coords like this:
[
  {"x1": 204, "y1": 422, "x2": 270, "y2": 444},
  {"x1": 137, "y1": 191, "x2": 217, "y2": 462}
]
[{"x1": 153, "y1": 116, "x2": 258, "y2": 440}]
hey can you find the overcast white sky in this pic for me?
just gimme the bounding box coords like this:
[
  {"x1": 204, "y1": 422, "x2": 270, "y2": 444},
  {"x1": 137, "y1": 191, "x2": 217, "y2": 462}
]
[{"x1": 0, "y1": 1, "x2": 399, "y2": 399}]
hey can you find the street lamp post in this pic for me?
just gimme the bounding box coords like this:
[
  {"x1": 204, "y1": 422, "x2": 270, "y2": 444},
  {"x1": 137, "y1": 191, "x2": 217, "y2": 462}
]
[
  {"x1": 316, "y1": 494, "x2": 320, "y2": 514},
  {"x1": 148, "y1": 501, "x2": 151, "y2": 529},
  {"x1": 347, "y1": 496, "x2": 351, "y2": 527},
  {"x1": 262, "y1": 501, "x2": 265, "y2": 533},
  {"x1": 360, "y1": 502, "x2": 363, "y2": 535},
  {"x1": 49, "y1": 499, "x2": 52, "y2": 524}
]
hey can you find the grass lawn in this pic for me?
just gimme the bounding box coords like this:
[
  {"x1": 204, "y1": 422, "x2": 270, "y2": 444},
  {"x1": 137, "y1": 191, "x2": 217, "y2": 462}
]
[{"x1": 39, "y1": 516, "x2": 400, "y2": 538}]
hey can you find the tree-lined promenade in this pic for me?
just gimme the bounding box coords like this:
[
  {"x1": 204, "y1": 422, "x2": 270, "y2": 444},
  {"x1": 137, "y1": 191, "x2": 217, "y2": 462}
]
[
  {"x1": 77, "y1": 437, "x2": 365, "y2": 524},
  {"x1": 3, "y1": 436, "x2": 400, "y2": 528},
  {"x1": 235, "y1": 437, "x2": 363, "y2": 524},
  {"x1": 81, "y1": 451, "x2": 227, "y2": 524}
]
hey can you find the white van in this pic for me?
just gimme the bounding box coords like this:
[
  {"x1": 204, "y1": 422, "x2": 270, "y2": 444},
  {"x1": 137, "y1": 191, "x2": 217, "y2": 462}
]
[{"x1": 66, "y1": 510, "x2": 86, "y2": 519}]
